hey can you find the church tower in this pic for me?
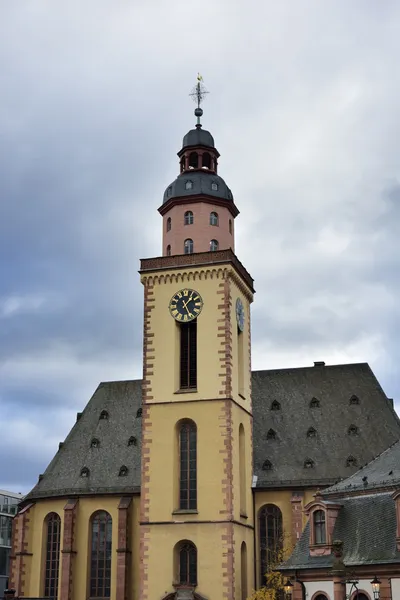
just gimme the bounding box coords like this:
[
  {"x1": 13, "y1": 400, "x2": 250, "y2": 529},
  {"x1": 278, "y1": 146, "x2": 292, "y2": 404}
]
[{"x1": 139, "y1": 78, "x2": 255, "y2": 600}]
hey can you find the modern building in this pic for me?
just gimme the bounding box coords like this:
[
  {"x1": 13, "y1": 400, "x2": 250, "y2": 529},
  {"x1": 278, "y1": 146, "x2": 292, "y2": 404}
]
[
  {"x1": 0, "y1": 490, "x2": 23, "y2": 597},
  {"x1": 280, "y1": 439, "x2": 400, "y2": 600},
  {"x1": 8, "y1": 81, "x2": 400, "y2": 600}
]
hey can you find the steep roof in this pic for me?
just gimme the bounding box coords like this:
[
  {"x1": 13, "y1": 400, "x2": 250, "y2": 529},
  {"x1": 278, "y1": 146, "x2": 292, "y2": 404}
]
[
  {"x1": 324, "y1": 439, "x2": 400, "y2": 495},
  {"x1": 24, "y1": 363, "x2": 400, "y2": 501},
  {"x1": 282, "y1": 492, "x2": 400, "y2": 570},
  {"x1": 252, "y1": 362, "x2": 400, "y2": 488}
]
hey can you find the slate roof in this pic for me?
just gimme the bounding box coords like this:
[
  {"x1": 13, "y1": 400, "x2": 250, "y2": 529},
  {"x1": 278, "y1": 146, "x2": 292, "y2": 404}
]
[
  {"x1": 24, "y1": 363, "x2": 400, "y2": 501},
  {"x1": 281, "y1": 492, "x2": 400, "y2": 570},
  {"x1": 324, "y1": 439, "x2": 400, "y2": 495},
  {"x1": 163, "y1": 171, "x2": 234, "y2": 204},
  {"x1": 182, "y1": 128, "x2": 215, "y2": 150}
]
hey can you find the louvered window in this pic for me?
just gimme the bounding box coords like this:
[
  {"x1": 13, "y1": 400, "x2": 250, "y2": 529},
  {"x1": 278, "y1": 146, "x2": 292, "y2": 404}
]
[
  {"x1": 180, "y1": 321, "x2": 197, "y2": 389},
  {"x1": 44, "y1": 513, "x2": 61, "y2": 598},
  {"x1": 179, "y1": 421, "x2": 197, "y2": 510}
]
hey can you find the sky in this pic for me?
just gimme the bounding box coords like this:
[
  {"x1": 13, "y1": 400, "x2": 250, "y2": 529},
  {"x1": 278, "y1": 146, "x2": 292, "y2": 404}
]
[{"x1": 1, "y1": 0, "x2": 400, "y2": 493}]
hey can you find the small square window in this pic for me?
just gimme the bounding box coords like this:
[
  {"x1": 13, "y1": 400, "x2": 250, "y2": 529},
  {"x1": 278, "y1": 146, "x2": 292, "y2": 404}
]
[
  {"x1": 185, "y1": 180, "x2": 193, "y2": 190},
  {"x1": 211, "y1": 182, "x2": 218, "y2": 191}
]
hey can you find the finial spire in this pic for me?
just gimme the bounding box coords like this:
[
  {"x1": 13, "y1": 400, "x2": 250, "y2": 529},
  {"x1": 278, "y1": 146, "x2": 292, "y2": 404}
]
[{"x1": 189, "y1": 74, "x2": 209, "y2": 129}]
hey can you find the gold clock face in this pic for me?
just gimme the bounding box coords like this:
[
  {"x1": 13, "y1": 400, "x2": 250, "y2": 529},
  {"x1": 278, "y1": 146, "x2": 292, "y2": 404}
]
[{"x1": 169, "y1": 288, "x2": 203, "y2": 322}]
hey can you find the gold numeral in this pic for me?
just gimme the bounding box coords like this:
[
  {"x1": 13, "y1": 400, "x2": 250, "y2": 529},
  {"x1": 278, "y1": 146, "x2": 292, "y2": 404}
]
[
  {"x1": 194, "y1": 308, "x2": 200, "y2": 314},
  {"x1": 183, "y1": 289, "x2": 189, "y2": 296},
  {"x1": 171, "y1": 309, "x2": 178, "y2": 317},
  {"x1": 176, "y1": 313, "x2": 182, "y2": 321},
  {"x1": 177, "y1": 292, "x2": 182, "y2": 299},
  {"x1": 183, "y1": 314, "x2": 188, "y2": 321},
  {"x1": 188, "y1": 312, "x2": 194, "y2": 319}
]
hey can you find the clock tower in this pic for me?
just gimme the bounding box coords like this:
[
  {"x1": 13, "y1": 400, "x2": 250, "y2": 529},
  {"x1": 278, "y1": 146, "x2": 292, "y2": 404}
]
[{"x1": 139, "y1": 78, "x2": 255, "y2": 600}]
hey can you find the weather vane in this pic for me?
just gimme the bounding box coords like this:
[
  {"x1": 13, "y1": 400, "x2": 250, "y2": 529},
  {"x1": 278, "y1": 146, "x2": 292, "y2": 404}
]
[{"x1": 189, "y1": 73, "x2": 209, "y2": 128}]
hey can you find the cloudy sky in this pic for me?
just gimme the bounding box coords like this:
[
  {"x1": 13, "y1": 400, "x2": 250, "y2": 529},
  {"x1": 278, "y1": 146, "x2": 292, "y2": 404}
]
[{"x1": 1, "y1": 0, "x2": 400, "y2": 493}]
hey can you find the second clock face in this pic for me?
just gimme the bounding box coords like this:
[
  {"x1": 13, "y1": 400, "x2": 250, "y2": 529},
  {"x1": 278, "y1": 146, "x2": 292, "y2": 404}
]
[{"x1": 169, "y1": 288, "x2": 204, "y2": 322}]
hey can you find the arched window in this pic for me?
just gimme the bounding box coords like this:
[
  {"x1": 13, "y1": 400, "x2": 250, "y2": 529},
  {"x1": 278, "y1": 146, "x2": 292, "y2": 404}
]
[
  {"x1": 210, "y1": 239, "x2": 219, "y2": 251},
  {"x1": 310, "y1": 397, "x2": 320, "y2": 408},
  {"x1": 241, "y1": 541, "x2": 248, "y2": 600},
  {"x1": 346, "y1": 455, "x2": 357, "y2": 467},
  {"x1": 351, "y1": 594, "x2": 369, "y2": 600},
  {"x1": 178, "y1": 541, "x2": 197, "y2": 585},
  {"x1": 210, "y1": 211, "x2": 219, "y2": 226},
  {"x1": 44, "y1": 513, "x2": 61, "y2": 598},
  {"x1": 313, "y1": 510, "x2": 326, "y2": 544},
  {"x1": 239, "y1": 424, "x2": 246, "y2": 515},
  {"x1": 271, "y1": 400, "x2": 281, "y2": 411},
  {"x1": 127, "y1": 436, "x2": 137, "y2": 446},
  {"x1": 259, "y1": 504, "x2": 283, "y2": 585},
  {"x1": 202, "y1": 152, "x2": 211, "y2": 169},
  {"x1": 167, "y1": 217, "x2": 171, "y2": 232},
  {"x1": 189, "y1": 152, "x2": 198, "y2": 169},
  {"x1": 184, "y1": 239, "x2": 194, "y2": 254},
  {"x1": 184, "y1": 211, "x2": 194, "y2": 225},
  {"x1": 89, "y1": 511, "x2": 112, "y2": 598},
  {"x1": 166, "y1": 245, "x2": 171, "y2": 256},
  {"x1": 229, "y1": 219, "x2": 232, "y2": 234},
  {"x1": 314, "y1": 594, "x2": 329, "y2": 600},
  {"x1": 349, "y1": 394, "x2": 360, "y2": 405},
  {"x1": 179, "y1": 420, "x2": 197, "y2": 510}
]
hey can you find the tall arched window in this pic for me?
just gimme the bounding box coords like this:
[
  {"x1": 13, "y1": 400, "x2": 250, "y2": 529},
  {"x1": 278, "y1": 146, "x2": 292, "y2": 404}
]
[
  {"x1": 202, "y1": 152, "x2": 211, "y2": 169},
  {"x1": 167, "y1": 217, "x2": 171, "y2": 231},
  {"x1": 239, "y1": 424, "x2": 246, "y2": 515},
  {"x1": 259, "y1": 504, "x2": 283, "y2": 585},
  {"x1": 313, "y1": 510, "x2": 326, "y2": 544},
  {"x1": 210, "y1": 211, "x2": 219, "y2": 226},
  {"x1": 184, "y1": 211, "x2": 194, "y2": 225},
  {"x1": 89, "y1": 511, "x2": 112, "y2": 598},
  {"x1": 210, "y1": 239, "x2": 219, "y2": 251},
  {"x1": 189, "y1": 152, "x2": 198, "y2": 169},
  {"x1": 184, "y1": 239, "x2": 194, "y2": 254},
  {"x1": 180, "y1": 157, "x2": 185, "y2": 172},
  {"x1": 44, "y1": 512, "x2": 61, "y2": 598},
  {"x1": 177, "y1": 541, "x2": 197, "y2": 585},
  {"x1": 179, "y1": 420, "x2": 197, "y2": 510}
]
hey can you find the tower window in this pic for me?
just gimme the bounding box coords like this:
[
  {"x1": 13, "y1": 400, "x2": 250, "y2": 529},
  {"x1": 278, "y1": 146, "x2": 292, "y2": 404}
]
[
  {"x1": 89, "y1": 511, "x2": 112, "y2": 598},
  {"x1": 189, "y1": 152, "x2": 198, "y2": 169},
  {"x1": 210, "y1": 211, "x2": 219, "y2": 226},
  {"x1": 185, "y1": 180, "x2": 193, "y2": 190},
  {"x1": 210, "y1": 239, "x2": 219, "y2": 251},
  {"x1": 184, "y1": 211, "x2": 194, "y2": 225},
  {"x1": 44, "y1": 513, "x2": 61, "y2": 598},
  {"x1": 266, "y1": 429, "x2": 276, "y2": 440},
  {"x1": 180, "y1": 320, "x2": 197, "y2": 389},
  {"x1": 167, "y1": 217, "x2": 171, "y2": 231},
  {"x1": 313, "y1": 510, "x2": 326, "y2": 544},
  {"x1": 166, "y1": 245, "x2": 171, "y2": 256},
  {"x1": 270, "y1": 400, "x2": 281, "y2": 411},
  {"x1": 202, "y1": 152, "x2": 211, "y2": 169},
  {"x1": 349, "y1": 394, "x2": 360, "y2": 405},
  {"x1": 213, "y1": 157, "x2": 218, "y2": 171},
  {"x1": 229, "y1": 219, "x2": 232, "y2": 234},
  {"x1": 179, "y1": 421, "x2": 197, "y2": 509},
  {"x1": 178, "y1": 541, "x2": 197, "y2": 585},
  {"x1": 180, "y1": 157, "x2": 185, "y2": 172},
  {"x1": 310, "y1": 397, "x2": 320, "y2": 408},
  {"x1": 184, "y1": 239, "x2": 194, "y2": 254},
  {"x1": 304, "y1": 458, "x2": 315, "y2": 469}
]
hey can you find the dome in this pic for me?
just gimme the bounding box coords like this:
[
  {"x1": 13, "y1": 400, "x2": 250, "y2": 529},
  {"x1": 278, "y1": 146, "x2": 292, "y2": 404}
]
[
  {"x1": 182, "y1": 128, "x2": 215, "y2": 149},
  {"x1": 163, "y1": 171, "x2": 234, "y2": 204}
]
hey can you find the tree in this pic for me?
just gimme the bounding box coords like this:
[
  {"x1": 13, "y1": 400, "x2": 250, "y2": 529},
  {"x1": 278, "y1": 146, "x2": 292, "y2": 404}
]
[{"x1": 247, "y1": 532, "x2": 292, "y2": 600}]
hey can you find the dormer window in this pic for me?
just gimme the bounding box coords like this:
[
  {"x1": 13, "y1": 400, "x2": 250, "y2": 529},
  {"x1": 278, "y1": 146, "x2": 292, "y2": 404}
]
[
  {"x1": 271, "y1": 400, "x2": 281, "y2": 411},
  {"x1": 346, "y1": 455, "x2": 358, "y2": 467},
  {"x1": 128, "y1": 436, "x2": 137, "y2": 447},
  {"x1": 266, "y1": 429, "x2": 276, "y2": 440},
  {"x1": 185, "y1": 180, "x2": 193, "y2": 190},
  {"x1": 310, "y1": 397, "x2": 320, "y2": 408},
  {"x1": 349, "y1": 395, "x2": 360, "y2": 405},
  {"x1": 136, "y1": 408, "x2": 142, "y2": 418},
  {"x1": 99, "y1": 410, "x2": 109, "y2": 421},
  {"x1": 80, "y1": 467, "x2": 90, "y2": 478},
  {"x1": 313, "y1": 510, "x2": 326, "y2": 544},
  {"x1": 119, "y1": 466, "x2": 128, "y2": 477},
  {"x1": 90, "y1": 438, "x2": 100, "y2": 448},
  {"x1": 262, "y1": 460, "x2": 273, "y2": 471},
  {"x1": 307, "y1": 427, "x2": 317, "y2": 438},
  {"x1": 348, "y1": 424, "x2": 359, "y2": 436},
  {"x1": 211, "y1": 182, "x2": 218, "y2": 191},
  {"x1": 304, "y1": 458, "x2": 315, "y2": 469}
]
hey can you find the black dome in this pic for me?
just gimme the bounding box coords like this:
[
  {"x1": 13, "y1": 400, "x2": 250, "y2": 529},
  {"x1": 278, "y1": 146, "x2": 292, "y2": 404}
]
[
  {"x1": 163, "y1": 171, "x2": 233, "y2": 204},
  {"x1": 182, "y1": 128, "x2": 215, "y2": 149}
]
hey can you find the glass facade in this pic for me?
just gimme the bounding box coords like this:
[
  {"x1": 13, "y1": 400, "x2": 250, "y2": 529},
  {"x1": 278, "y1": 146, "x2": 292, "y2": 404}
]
[{"x1": 0, "y1": 491, "x2": 23, "y2": 597}]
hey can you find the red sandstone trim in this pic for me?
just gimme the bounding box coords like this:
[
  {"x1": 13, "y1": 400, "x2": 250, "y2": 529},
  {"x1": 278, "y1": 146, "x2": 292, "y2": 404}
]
[
  {"x1": 116, "y1": 497, "x2": 132, "y2": 600},
  {"x1": 60, "y1": 498, "x2": 78, "y2": 600},
  {"x1": 290, "y1": 494, "x2": 304, "y2": 547},
  {"x1": 9, "y1": 502, "x2": 34, "y2": 596},
  {"x1": 159, "y1": 194, "x2": 239, "y2": 218}
]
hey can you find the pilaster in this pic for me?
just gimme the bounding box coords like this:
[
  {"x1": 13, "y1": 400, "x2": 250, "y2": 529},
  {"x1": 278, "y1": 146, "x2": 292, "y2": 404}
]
[{"x1": 60, "y1": 498, "x2": 78, "y2": 600}]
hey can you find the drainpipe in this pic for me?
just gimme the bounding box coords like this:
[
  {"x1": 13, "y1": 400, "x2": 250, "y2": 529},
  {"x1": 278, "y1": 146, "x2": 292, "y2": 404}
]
[{"x1": 252, "y1": 475, "x2": 258, "y2": 589}]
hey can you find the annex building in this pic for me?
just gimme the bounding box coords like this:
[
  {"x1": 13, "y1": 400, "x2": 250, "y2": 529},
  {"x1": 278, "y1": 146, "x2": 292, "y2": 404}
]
[{"x1": 9, "y1": 83, "x2": 400, "y2": 600}]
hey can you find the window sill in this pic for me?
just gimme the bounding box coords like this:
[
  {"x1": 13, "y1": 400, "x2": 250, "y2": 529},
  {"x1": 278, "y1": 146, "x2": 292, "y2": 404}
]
[
  {"x1": 174, "y1": 388, "x2": 198, "y2": 395},
  {"x1": 172, "y1": 509, "x2": 198, "y2": 515}
]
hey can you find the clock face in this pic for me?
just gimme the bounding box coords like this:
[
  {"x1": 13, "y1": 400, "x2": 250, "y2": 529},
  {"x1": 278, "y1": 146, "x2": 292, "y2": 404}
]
[
  {"x1": 236, "y1": 297, "x2": 245, "y2": 332},
  {"x1": 169, "y1": 288, "x2": 204, "y2": 322}
]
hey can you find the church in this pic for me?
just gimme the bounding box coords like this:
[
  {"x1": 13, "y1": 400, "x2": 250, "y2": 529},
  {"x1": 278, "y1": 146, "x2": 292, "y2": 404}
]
[{"x1": 9, "y1": 80, "x2": 400, "y2": 600}]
